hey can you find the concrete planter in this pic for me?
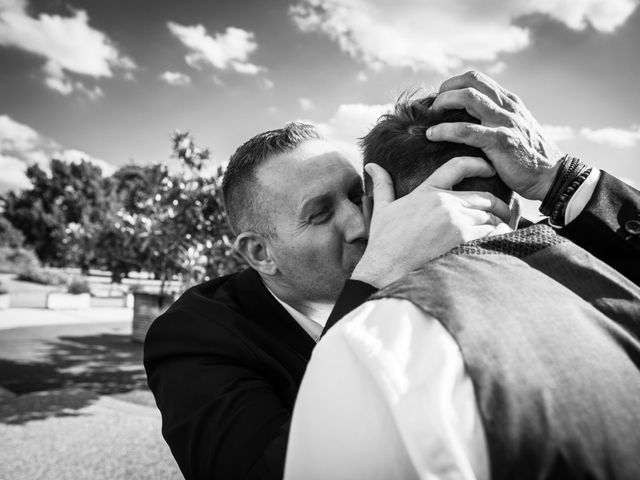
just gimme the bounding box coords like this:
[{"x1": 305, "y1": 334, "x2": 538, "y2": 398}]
[
  {"x1": 0, "y1": 293, "x2": 9, "y2": 309},
  {"x1": 124, "y1": 293, "x2": 134, "y2": 309},
  {"x1": 46, "y1": 292, "x2": 91, "y2": 310},
  {"x1": 131, "y1": 292, "x2": 176, "y2": 343}
]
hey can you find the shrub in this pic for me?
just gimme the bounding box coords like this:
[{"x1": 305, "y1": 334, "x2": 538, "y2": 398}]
[
  {"x1": 17, "y1": 267, "x2": 69, "y2": 286},
  {"x1": 0, "y1": 216, "x2": 25, "y2": 248},
  {"x1": 0, "y1": 247, "x2": 40, "y2": 273},
  {"x1": 68, "y1": 277, "x2": 91, "y2": 295}
]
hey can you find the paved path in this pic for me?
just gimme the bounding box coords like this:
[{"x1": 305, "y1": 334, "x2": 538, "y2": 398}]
[
  {"x1": 0, "y1": 313, "x2": 182, "y2": 479},
  {"x1": 0, "y1": 307, "x2": 132, "y2": 330}
]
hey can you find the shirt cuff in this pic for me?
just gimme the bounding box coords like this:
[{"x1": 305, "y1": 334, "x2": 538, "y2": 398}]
[{"x1": 564, "y1": 168, "x2": 601, "y2": 225}]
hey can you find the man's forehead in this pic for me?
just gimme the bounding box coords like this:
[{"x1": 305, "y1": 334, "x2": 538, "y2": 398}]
[
  {"x1": 258, "y1": 140, "x2": 357, "y2": 182},
  {"x1": 256, "y1": 140, "x2": 360, "y2": 208}
]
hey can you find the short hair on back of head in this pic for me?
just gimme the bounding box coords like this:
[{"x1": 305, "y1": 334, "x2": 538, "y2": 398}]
[
  {"x1": 360, "y1": 90, "x2": 512, "y2": 203},
  {"x1": 222, "y1": 122, "x2": 321, "y2": 236}
]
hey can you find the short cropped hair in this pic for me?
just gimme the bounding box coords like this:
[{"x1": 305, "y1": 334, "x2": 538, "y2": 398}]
[
  {"x1": 222, "y1": 122, "x2": 321, "y2": 236},
  {"x1": 361, "y1": 91, "x2": 512, "y2": 203}
]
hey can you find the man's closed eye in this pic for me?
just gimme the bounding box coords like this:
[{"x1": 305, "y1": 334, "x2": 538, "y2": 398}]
[{"x1": 309, "y1": 209, "x2": 332, "y2": 224}]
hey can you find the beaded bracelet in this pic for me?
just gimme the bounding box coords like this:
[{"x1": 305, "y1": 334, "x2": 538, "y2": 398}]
[
  {"x1": 548, "y1": 167, "x2": 592, "y2": 227},
  {"x1": 540, "y1": 155, "x2": 581, "y2": 216}
]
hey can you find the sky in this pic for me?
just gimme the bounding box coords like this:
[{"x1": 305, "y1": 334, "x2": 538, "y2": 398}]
[{"x1": 1, "y1": 0, "x2": 639, "y2": 211}]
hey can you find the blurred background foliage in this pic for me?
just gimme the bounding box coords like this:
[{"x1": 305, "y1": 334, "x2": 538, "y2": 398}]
[{"x1": 0, "y1": 132, "x2": 246, "y2": 294}]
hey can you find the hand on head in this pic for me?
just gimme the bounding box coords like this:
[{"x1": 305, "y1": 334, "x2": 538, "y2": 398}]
[
  {"x1": 351, "y1": 157, "x2": 511, "y2": 288},
  {"x1": 427, "y1": 70, "x2": 564, "y2": 201}
]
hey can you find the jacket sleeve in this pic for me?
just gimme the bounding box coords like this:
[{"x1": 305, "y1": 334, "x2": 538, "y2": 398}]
[
  {"x1": 144, "y1": 307, "x2": 290, "y2": 480},
  {"x1": 560, "y1": 170, "x2": 640, "y2": 286}
]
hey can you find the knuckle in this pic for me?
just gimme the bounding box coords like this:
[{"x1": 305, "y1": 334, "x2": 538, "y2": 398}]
[
  {"x1": 464, "y1": 70, "x2": 481, "y2": 83},
  {"x1": 485, "y1": 193, "x2": 496, "y2": 209},
  {"x1": 503, "y1": 113, "x2": 517, "y2": 128},
  {"x1": 463, "y1": 87, "x2": 477, "y2": 101},
  {"x1": 460, "y1": 123, "x2": 477, "y2": 139},
  {"x1": 496, "y1": 127, "x2": 514, "y2": 148},
  {"x1": 506, "y1": 91, "x2": 521, "y2": 104}
]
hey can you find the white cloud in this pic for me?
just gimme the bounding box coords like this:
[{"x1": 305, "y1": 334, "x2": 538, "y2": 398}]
[
  {"x1": 487, "y1": 61, "x2": 507, "y2": 76},
  {"x1": 167, "y1": 22, "x2": 264, "y2": 75},
  {"x1": 298, "y1": 97, "x2": 316, "y2": 111},
  {"x1": 289, "y1": 0, "x2": 638, "y2": 73},
  {"x1": 260, "y1": 78, "x2": 275, "y2": 89},
  {"x1": 58, "y1": 148, "x2": 115, "y2": 176},
  {"x1": 305, "y1": 102, "x2": 391, "y2": 169},
  {"x1": 533, "y1": 0, "x2": 638, "y2": 32},
  {"x1": 212, "y1": 75, "x2": 226, "y2": 87},
  {"x1": 0, "y1": 154, "x2": 31, "y2": 191},
  {"x1": 0, "y1": 114, "x2": 113, "y2": 192},
  {"x1": 159, "y1": 70, "x2": 192, "y2": 87},
  {"x1": 356, "y1": 71, "x2": 368, "y2": 82},
  {"x1": 580, "y1": 125, "x2": 640, "y2": 148},
  {"x1": 0, "y1": 0, "x2": 135, "y2": 96},
  {"x1": 542, "y1": 124, "x2": 576, "y2": 142},
  {"x1": 531, "y1": 123, "x2": 640, "y2": 148}
]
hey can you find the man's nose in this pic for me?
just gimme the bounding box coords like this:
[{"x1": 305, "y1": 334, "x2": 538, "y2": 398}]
[{"x1": 341, "y1": 201, "x2": 367, "y2": 244}]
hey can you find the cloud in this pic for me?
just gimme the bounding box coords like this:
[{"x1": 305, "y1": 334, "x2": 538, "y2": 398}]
[
  {"x1": 289, "y1": 0, "x2": 638, "y2": 73},
  {"x1": 0, "y1": 154, "x2": 31, "y2": 191},
  {"x1": 487, "y1": 61, "x2": 507, "y2": 75},
  {"x1": 0, "y1": 114, "x2": 113, "y2": 192},
  {"x1": 542, "y1": 124, "x2": 576, "y2": 143},
  {"x1": 543, "y1": 123, "x2": 640, "y2": 148},
  {"x1": 356, "y1": 71, "x2": 368, "y2": 82},
  {"x1": 159, "y1": 71, "x2": 192, "y2": 87},
  {"x1": 167, "y1": 22, "x2": 264, "y2": 75},
  {"x1": 305, "y1": 102, "x2": 391, "y2": 168},
  {"x1": 533, "y1": 0, "x2": 639, "y2": 32},
  {"x1": 579, "y1": 125, "x2": 640, "y2": 148},
  {"x1": 260, "y1": 78, "x2": 275, "y2": 89},
  {"x1": 0, "y1": 0, "x2": 135, "y2": 96},
  {"x1": 298, "y1": 97, "x2": 316, "y2": 111}
]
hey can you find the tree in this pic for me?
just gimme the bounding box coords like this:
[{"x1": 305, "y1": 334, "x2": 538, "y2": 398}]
[
  {"x1": 113, "y1": 131, "x2": 245, "y2": 296},
  {"x1": 3, "y1": 159, "x2": 113, "y2": 272},
  {"x1": 0, "y1": 216, "x2": 25, "y2": 248}
]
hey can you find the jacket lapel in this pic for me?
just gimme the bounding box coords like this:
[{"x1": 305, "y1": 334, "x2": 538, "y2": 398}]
[{"x1": 233, "y1": 269, "x2": 316, "y2": 361}]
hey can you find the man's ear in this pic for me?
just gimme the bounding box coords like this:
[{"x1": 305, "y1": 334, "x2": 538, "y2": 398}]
[{"x1": 235, "y1": 232, "x2": 278, "y2": 276}]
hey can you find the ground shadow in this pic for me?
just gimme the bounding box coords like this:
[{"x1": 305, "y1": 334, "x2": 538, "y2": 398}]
[{"x1": 0, "y1": 333, "x2": 150, "y2": 424}]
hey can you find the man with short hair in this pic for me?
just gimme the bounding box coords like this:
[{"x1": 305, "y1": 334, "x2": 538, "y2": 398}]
[
  {"x1": 284, "y1": 89, "x2": 640, "y2": 479},
  {"x1": 145, "y1": 71, "x2": 640, "y2": 480},
  {"x1": 144, "y1": 121, "x2": 511, "y2": 480}
]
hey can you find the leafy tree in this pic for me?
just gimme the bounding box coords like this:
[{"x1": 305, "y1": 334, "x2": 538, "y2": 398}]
[
  {"x1": 113, "y1": 131, "x2": 245, "y2": 296},
  {"x1": 0, "y1": 216, "x2": 25, "y2": 248},
  {"x1": 3, "y1": 159, "x2": 113, "y2": 272}
]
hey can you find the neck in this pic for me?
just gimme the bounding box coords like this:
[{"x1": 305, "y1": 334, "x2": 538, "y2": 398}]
[{"x1": 260, "y1": 274, "x2": 333, "y2": 318}]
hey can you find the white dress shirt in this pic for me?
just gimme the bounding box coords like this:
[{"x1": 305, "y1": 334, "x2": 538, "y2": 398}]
[
  {"x1": 285, "y1": 298, "x2": 490, "y2": 480},
  {"x1": 264, "y1": 283, "x2": 332, "y2": 342},
  {"x1": 284, "y1": 171, "x2": 600, "y2": 479}
]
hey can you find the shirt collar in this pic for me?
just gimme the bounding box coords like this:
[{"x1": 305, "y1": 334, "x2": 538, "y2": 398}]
[{"x1": 263, "y1": 283, "x2": 333, "y2": 343}]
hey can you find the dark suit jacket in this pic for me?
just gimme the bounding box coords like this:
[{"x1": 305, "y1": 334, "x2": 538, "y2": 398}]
[
  {"x1": 144, "y1": 270, "x2": 374, "y2": 480},
  {"x1": 144, "y1": 170, "x2": 639, "y2": 480}
]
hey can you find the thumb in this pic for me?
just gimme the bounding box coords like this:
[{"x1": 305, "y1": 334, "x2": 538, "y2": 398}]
[
  {"x1": 361, "y1": 194, "x2": 373, "y2": 232},
  {"x1": 364, "y1": 163, "x2": 395, "y2": 215},
  {"x1": 420, "y1": 156, "x2": 496, "y2": 190}
]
